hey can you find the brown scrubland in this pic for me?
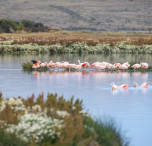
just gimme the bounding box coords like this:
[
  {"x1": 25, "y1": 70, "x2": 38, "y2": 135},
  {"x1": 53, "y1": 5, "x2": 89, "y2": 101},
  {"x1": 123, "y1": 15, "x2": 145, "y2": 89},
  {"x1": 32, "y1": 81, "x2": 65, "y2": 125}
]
[{"x1": 0, "y1": 31, "x2": 152, "y2": 45}]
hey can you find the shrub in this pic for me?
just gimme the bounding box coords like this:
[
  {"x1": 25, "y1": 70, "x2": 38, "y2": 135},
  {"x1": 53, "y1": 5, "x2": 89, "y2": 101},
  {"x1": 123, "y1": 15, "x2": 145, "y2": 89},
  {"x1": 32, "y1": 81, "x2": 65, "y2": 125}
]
[
  {"x1": 21, "y1": 20, "x2": 49, "y2": 32},
  {"x1": 0, "y1": 19, "x2": 19, "y2": 33},
  {"x1": 0, "y1": 93, "x2": 129, "y2": 146},
  {"x1": 1, "y1": 40, "x2": 152, "y2": 54},
  {"x1": 0, "y1": 19, "x2": 49, "y2": 33}
]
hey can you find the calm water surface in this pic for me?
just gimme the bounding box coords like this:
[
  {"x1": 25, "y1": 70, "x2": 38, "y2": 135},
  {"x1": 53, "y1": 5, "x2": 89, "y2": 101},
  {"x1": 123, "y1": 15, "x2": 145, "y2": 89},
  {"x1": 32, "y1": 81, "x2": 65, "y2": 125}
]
[{"x1": 0, "y1": 54, "x2": 152, "y2": 146}]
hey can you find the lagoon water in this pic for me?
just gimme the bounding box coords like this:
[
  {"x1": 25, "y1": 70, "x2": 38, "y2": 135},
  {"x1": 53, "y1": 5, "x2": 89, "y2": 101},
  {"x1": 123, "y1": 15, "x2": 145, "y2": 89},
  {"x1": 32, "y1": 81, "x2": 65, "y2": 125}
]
[{"x1": 0, "y1": 54, "x2": 152, "y2": 146}]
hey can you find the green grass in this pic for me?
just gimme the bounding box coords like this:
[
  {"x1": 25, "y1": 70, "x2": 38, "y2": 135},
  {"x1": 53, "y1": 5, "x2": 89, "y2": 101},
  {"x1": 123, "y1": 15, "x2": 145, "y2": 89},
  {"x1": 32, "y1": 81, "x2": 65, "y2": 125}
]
[
  {"x1": 0, "y1": 129, "x2": 27, "y2": 146},
  {"x1": 83, "y1": 116, "x2": 129, "y2": 146}
]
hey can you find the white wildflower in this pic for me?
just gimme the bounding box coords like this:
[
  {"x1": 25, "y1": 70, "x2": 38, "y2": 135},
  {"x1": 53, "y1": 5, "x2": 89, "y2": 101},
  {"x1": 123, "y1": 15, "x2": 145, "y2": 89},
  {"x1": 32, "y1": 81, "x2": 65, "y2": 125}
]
[
  {"x1": 6, "y1": 113, "x2": 64, "y2": 143},
  {"x1": 56, "y1": 110, "x2": 70, "y2": 118},
  {"x1": 32, "y1": 104, "x2": 42, "y2": 112}
]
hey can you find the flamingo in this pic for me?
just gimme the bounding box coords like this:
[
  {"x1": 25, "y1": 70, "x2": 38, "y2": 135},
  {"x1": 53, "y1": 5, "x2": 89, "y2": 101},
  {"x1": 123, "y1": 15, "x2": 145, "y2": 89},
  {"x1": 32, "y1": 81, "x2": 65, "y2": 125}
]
[
  {"x1": 114, "y1": 63, "x2": 121, "y2": 69},
  {"x1": 47, "y1": 60, "x2": 56, "y2": 68},
  {"x1": 91, "y1": 62, "x2": 100, "y2": 68},
  {"x1": 99, "y1": 65, "x2": 107, "y2": 70},
  {"x1": 111, "y1": 83, "x2": 129, "y2": 90},
  {"x1": 141, "y1": 82, "x2": 149, "y2": 88},
  {"x1": 132, "y1": 64, "x2": 141, "y2": 69},
  {"x1": 78, "y1": 60, "x2": 90, "y2": 68},
  {"x1": 95, "y1": 64, "x2": 106, "y2": 70},
  {"x1": 68, "y1": 63, "x2": 77, "y2": 69},
  {"x1": 101, "y1": 62, "x2": 108, "y2": 66},
  {"x1": 141, "y1": 63, "x2": 148, "y2": 69},
  {"x1": 74, "y1": 65, "x2": 82, "y2": 69},
  {"x1": 31, "y1": 60, "x2": 41, "y2": 68},
  {"x1": 120, "y1": 64, "x2": 129, "y2": 70},
  {"x1": 119, "y1": 84, "x2": 129, "y2": 88},
  {"x1": 60, "y1": 62, "x2": 70, "y2": 68},
  {"x1": 107, "y1": 63, "x2": 113, "y2": 69},
  {"x1": 91, "y1": 62, "x2": 102, "y2": 68},
  {"x1": 133, "y1": 82, "x2": 138, "y2": 88},
  {"x1": 40, "y1": 62, "x2": 47, "y2": 67},
  {"x1": 123, "y1": 62, "x2": 130, "y2": 67},
  {"x1": 54, "y1": 62, "x2": 61, "y2": 68},
  {"x1": 32, "y1": 64, "x2": 40, "y2": 68},
  {"x1": 111, "y1": 83, "x2": 119, "y2": 90}
]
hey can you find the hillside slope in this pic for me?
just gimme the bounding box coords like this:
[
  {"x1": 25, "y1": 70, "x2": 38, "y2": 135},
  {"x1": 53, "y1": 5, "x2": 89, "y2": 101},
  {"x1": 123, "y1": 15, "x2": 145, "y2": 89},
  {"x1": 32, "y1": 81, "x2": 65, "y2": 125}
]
[{"x1": 0, "y1": 0, "x2": 152, "y2": 31}]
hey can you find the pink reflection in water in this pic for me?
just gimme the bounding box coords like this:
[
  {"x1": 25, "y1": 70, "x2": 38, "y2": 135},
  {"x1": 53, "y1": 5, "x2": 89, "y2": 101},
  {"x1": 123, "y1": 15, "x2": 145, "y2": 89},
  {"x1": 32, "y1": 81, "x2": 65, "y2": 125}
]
[{"x1": 32, "y1": 71, "x2": 148, "y2": 82}]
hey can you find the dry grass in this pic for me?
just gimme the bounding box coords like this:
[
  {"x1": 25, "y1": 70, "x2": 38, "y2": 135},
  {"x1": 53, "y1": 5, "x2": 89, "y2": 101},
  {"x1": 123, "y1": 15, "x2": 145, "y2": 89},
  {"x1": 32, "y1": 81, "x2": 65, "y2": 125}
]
[{"x1": 0, "y1": 31, "x2": 152, "y2": 45}]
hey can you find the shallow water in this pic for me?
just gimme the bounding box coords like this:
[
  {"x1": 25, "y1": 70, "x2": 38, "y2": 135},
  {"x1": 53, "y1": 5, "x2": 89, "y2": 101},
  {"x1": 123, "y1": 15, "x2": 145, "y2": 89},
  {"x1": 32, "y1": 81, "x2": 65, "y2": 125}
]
[{"x1": 0, "y1": 54, "x2": 152, "y2": 146}]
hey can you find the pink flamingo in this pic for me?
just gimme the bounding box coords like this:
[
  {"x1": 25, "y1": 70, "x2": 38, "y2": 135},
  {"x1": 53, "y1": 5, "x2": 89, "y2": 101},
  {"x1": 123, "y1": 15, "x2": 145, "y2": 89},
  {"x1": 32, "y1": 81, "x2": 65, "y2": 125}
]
[
  {"x1": 114, "y1": 63, "x2": 121, "y2": 69},
  {"x1": 47, "y1": 61, "x2": 56, "y2": 68},
  {"x1": 101, "y1": 62, "x2": 108, "y2": 66},
  {"x1": 68, "y1": 64, "x2": 77, "y2": 69},
  {"x1": 132, "y1": 64, "x2": 141, "y2": 69},
  {"x1": 91, "y1": 62, "x2": 101, "y2": 68},
  {"x1": 31, "y1": 60, "x2": 41, "y2": 68},
  {"x1": 91, "y1": 62, "x2": 100, "y2": 67},
  {"x1": 111, "y1": 83, "x2": 119, "y2": 90},
  {"x1": 133, "y1": 82, "x2": 138, "y2": 88},
  {"x1": 97, "y1": 65, "x2": 106, "y2": 70},
  {"x1": 40, "y1": 62, "x2": 47, "y2": 67},
  {"x1": 60, "y1": 62, "x2": 70, "y2": 68},
  {"x1": 120, "y1": 64, "x2": 129, "y2": 70},
  {"x1": 119, "y1": 84, "x2": 129, "y2": 88},
  {"x1": 74, "y1": 65, "x2": 82, "y2": 69},
  {"x1": 54, "y1": 62, "x2": 61, "y2": 68},
  {"x1": 141, "y1": 82, "x2": 149, "y2": 88},
  {"x1": 141, "y1": 63, "x2": 148, "y2": 69},
  {"x1": 111, "y1": 83, "x2": 129, "y2": 90},
  {"x1": 123, "y1": 62, "x2": 130, "y2": 67},
  {"x1": 32, "y1": 64, "x2": 40, "y2": 68},
  {"x1": 107, "y1": 63, "x2": 113, "y2": 69},
  {"x1": 78, "y1": 60, "x2": 90, "y2": 68}
]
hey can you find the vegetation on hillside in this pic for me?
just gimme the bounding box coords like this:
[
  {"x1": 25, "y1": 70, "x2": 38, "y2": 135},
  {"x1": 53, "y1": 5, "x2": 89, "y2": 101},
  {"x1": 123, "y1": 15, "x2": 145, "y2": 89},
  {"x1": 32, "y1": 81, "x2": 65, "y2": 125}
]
[
  {"x1": 0, "y1": 92, "x2": 129, "y2": 146},
  {"x1": 0, "y1": 0, "x2": 152, "y2": 31},
  {"x1": 0, "y1": 19, "x2": 49, "y2": 33}
]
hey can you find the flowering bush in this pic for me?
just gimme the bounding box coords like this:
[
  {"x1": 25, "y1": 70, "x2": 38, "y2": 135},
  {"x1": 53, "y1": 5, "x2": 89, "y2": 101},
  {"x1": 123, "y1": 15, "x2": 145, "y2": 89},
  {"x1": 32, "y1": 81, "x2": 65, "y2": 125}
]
[
  {"x1": 0, "y1": 93, "x2": 84, "y2": 145},
  {"x1": 0, "y1": 93, "x2": 128, "y2": 146},
  {"x1": 6, "y1": 113, "x2": 63, "y2": 143}
]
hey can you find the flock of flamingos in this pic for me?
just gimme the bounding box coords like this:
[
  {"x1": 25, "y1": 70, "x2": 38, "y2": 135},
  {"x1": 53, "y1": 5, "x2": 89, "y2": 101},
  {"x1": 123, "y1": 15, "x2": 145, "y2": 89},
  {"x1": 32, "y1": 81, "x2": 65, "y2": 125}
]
[
  {"x1": 32, "y1": 60, "x2": 149, "y2": 70},
  {"x1": 31, "y1": 60, "x2": 150, "y2": 90}
]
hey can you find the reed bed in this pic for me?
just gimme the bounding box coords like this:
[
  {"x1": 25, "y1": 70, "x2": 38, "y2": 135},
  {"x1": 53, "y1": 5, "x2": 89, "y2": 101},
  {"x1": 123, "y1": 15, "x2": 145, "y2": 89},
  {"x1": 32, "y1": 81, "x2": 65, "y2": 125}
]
[{"x1": 0, "y1": 92, "x2": 128, "y2": 146}]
